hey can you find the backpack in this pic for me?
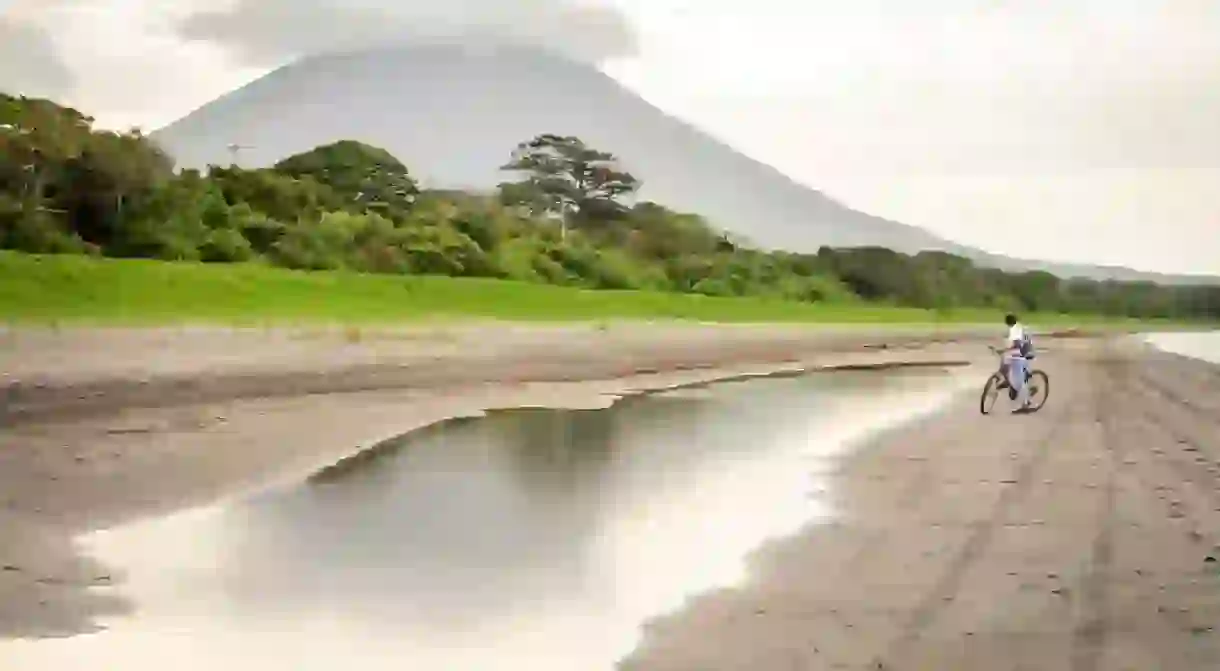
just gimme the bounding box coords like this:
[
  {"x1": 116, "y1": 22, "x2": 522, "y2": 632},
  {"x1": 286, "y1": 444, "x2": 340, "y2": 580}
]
[{"x1": 1019, "y1": 333, "x2": 1036, "y2": 359}]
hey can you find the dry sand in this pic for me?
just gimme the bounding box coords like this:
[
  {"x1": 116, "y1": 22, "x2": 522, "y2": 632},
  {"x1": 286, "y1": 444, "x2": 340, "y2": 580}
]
[{"x1": 4, "y1": 322, "x2": 1214, "y2": 670}]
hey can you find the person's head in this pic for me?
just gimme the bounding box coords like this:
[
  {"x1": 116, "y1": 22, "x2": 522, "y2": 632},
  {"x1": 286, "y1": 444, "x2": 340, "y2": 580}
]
[{"x1": 1004, "y1": 314, "x2": 1018, "y2": 327}]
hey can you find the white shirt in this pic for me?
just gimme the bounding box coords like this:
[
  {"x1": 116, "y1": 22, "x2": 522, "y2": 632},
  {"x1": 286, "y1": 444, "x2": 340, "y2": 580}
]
[{"x1": 1007, "y1": 323, "x2": 1028, "y2": 356}]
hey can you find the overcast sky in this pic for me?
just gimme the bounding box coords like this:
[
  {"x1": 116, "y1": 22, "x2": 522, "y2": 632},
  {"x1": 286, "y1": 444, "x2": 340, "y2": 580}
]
[{"x1": 2, "y1": 0, "x2": 1218, "y2": 275}]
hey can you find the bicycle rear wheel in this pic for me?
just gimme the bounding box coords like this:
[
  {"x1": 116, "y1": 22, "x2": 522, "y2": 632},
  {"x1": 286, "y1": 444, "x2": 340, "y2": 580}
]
[
  {"x1": 980, "y1": 374, "x2": 1002, "y2": 415},
  {"x1": 1026, "y1": 370, "x2": 1050, "y2": 412}
]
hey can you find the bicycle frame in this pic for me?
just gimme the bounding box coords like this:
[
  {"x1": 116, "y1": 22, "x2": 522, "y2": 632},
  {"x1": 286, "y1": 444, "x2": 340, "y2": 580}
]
[{"x1": 989, "y1": 347, "x2": 1030, "y2": 384}]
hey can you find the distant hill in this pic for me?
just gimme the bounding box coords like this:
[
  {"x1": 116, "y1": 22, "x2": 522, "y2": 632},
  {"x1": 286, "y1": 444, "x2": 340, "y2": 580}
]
[{"x1": 153, "y1": 42, "x2": 1217, "y2": 286}]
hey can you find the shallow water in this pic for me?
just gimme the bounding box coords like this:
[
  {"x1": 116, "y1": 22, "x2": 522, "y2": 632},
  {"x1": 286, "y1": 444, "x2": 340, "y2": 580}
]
[
  {"x1": 1145, "y1": 331, "x2": 1220, "y2": 365},
  {"x1": 4, "y1": 368, "x2": 977, "y2": 670}
]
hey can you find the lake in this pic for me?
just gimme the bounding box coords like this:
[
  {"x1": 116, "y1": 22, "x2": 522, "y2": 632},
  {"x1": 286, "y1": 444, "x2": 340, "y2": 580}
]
[{"x1": 1145, "y1": 330, "x2": 1220, "y2": 365}]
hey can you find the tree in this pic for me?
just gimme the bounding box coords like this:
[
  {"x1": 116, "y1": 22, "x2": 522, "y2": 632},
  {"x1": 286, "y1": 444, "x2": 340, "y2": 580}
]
[
  {"x1": 58, "y1": 128, "x2": 174, "y2": 246},
  {"x1": 498, "y1": 134, "x2": 640, "y2": 237},
  {"x1": 619, "y1": 202, "x2": 720, "y2": 259},
  {"x1": 1, "y1": 93, "x2": 94, "y2": 214},
  {"x1": 273, "y1": 140, "x2": 419, "y2": 218},
  {"x1": 1005, "y1": 270, "x2": 1062, "y2": 313},
  {"x1": 208, "y1": 165, "x2": 346, "y2": 224}
]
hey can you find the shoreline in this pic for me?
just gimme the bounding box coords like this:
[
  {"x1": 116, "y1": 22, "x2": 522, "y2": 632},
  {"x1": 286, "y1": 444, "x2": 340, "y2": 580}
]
[
  {"x1": 2, "y1": 337, "x2": 991, "y2": 534},
  {"x1": 1, "y1": 325, "x2": 1000, "y2": 642},
  {"x1": 1142, "y1": 330, "x2": 1220, "y2": 367}
]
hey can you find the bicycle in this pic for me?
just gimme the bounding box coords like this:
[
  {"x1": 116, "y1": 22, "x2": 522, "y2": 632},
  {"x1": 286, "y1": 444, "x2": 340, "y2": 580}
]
[{"x1": 979, "y1": 346, "x2": 1049, "y2": 415}]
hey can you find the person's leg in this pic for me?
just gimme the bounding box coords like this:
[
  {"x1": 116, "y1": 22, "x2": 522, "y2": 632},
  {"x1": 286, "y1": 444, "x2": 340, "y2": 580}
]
[
  {"x1": 1011, "y1": 357, "x2": 1030, "y2": 407},
  {"x1": 1001, "y1": 354, "x2": 1016, "y2": 399},
  {"x1": 1005, "y1": 354, "x2": 1020, "y2": 391}
]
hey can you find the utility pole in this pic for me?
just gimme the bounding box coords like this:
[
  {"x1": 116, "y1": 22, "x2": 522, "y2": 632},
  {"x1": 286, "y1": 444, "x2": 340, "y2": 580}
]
[
  {"x1": 226, "y1": 143, "x2": 253, "y2": 165},
  {"x1": 557, "y1": 196, "x2": 575, "y2": 242}
]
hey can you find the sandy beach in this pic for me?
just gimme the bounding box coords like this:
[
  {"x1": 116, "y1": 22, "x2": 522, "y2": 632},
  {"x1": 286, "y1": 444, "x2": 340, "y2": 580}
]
[
  {"x1": 622, "y1": 337, "x2": 1220, "y2": 670},
  {"x1": 3, "y1": 323, "x2": 1216, "y2": 669}
]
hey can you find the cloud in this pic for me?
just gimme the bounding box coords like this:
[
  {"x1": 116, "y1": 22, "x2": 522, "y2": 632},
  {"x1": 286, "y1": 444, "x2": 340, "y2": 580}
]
[
  {"x1": 604, "y1": 0, "x2": 1220, "y2": 273},
  {"x1": 615, "y1": 0, "x2": 1220, "y2": 174},
  {"x1": 0, "y1": 15, "x2": 76, "y2": 98},
  {"x1": 176, "y1": 0, "x2": 638, "y2": 66},
  {"x1": 0, "y1": 0, "x2": 269, "y2": 129}
]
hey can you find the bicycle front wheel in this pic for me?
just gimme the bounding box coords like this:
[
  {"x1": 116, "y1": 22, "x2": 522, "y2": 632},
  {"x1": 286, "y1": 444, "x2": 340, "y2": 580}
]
[
  {"x1": 980, "y1": 374, "x2": 1002, "y2": 415},
  {"x1": 1026, "y1": 370, "x2": 1050, "y2": 412}
]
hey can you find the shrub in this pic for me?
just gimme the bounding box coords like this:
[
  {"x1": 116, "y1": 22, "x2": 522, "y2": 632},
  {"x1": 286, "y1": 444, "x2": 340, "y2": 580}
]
[{"x1": 200, "y1": 228, "x2": 255, "y2": 263}]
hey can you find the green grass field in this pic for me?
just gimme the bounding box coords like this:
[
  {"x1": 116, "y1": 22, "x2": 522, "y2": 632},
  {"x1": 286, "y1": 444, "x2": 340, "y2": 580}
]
[{"x1": 0, "y1": 251, "x2": 1159, "y2": 327}]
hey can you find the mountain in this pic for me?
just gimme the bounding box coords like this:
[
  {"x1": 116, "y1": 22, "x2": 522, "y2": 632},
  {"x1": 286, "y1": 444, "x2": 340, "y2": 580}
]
[{"x1": 153, "y1": 43, "x2": 1216, "y2": 285}]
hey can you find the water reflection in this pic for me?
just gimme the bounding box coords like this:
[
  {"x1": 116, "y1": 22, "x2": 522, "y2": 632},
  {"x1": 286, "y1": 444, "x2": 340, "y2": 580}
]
[
  {"x1": 1145, "y1": 331, "x2": 1220, "y2": 365},
  {"x1": 3, "y1": 368, "x2": 975, "y2": 671},
  {"x1": 216, "y1": 390, "x2": 774, "y2": 630}
]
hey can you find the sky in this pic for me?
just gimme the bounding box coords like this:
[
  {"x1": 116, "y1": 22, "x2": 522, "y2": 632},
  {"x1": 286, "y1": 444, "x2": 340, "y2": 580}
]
[{"x1": 2, "y1": 0, "x2": 1218, "y2": 275}]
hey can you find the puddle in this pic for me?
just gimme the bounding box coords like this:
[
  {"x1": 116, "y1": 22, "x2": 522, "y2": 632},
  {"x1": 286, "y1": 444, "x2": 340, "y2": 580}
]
[{"x1": 3, "y1": 367, "x2": 978, "y2": 670}]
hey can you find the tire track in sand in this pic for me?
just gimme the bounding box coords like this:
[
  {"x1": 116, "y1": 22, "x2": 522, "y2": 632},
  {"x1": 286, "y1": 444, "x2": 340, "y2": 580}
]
[{"x1": 872, "y1": 392, "x2": 1084, "y2": 669}]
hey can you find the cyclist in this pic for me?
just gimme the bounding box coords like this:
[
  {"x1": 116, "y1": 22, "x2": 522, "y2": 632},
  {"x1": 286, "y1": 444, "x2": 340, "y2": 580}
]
[{"x1": 1001, "y1": 313, "x2": 1034, "y2": 413}]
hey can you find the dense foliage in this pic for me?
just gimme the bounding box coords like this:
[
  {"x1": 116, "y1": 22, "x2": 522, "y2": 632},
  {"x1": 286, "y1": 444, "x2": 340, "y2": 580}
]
[{"x1": 2, "y1": 92, "x2": 1217, "y2": 321}]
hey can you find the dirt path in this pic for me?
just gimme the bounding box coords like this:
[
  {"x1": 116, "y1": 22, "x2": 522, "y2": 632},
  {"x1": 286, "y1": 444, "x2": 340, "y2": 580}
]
[{"x1": 620, "y1": 339, "x2": 1220, "y2": 670}]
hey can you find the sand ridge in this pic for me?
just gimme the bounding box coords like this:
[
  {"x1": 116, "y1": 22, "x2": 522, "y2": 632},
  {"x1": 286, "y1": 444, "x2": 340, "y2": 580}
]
[{"x1": 1, "y1": 322, "x2": 1086, "y2": 425}]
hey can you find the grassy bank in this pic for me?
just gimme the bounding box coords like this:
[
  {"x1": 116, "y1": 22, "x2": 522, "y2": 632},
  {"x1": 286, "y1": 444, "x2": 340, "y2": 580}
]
[{"x1": 0, "y1": 251, "x2": 1156, "y2": 327}]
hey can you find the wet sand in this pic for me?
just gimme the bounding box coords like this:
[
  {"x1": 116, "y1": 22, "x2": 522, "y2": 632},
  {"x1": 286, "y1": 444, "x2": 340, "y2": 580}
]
[{"x1": 621, "y1": 338, "x2": 1220, "y2": 670}]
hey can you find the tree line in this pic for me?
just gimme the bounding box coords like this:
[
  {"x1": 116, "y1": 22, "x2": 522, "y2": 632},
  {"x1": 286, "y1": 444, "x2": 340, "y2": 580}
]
[{"x1": 2, "y1": 92, "x2": 1217, "y2": 321}]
